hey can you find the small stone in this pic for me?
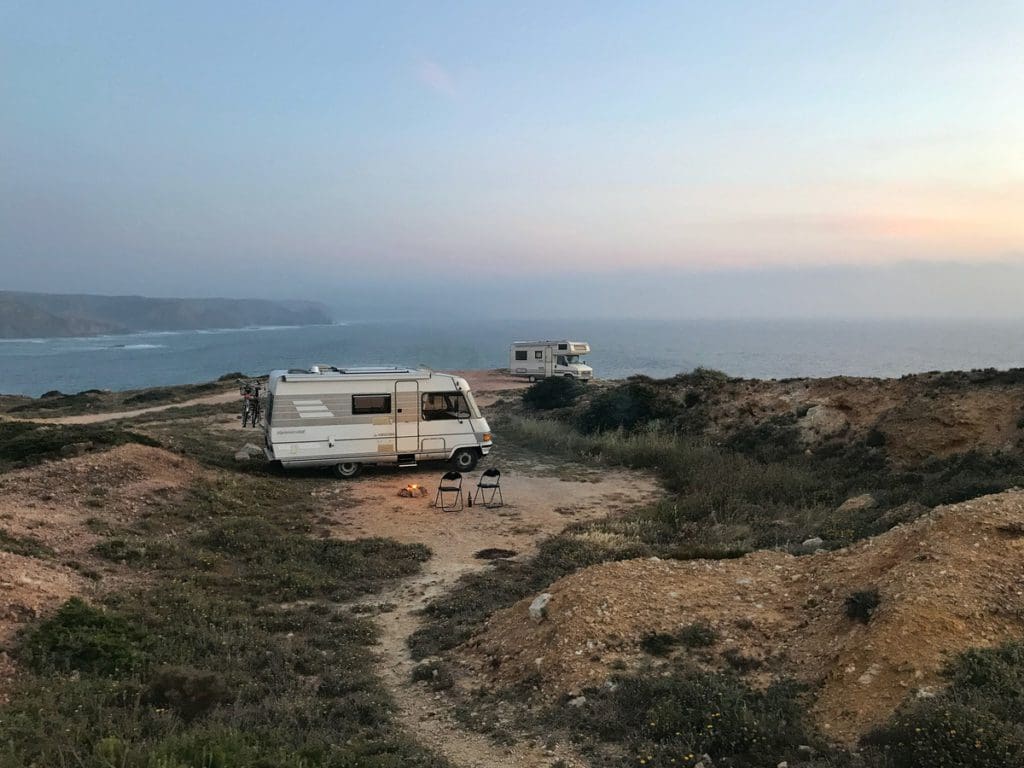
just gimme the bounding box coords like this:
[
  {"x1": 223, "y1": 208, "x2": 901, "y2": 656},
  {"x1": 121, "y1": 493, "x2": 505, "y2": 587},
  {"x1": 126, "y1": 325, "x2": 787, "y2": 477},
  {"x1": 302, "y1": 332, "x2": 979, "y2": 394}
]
[
  {"x1": 802, "y1": 537, "x2": 824, "y2": 548},
  {"x1": 836, "y1": 493, "x2": 877, "y2": 514},
  {"x1": 529, "y1": 593, "x2": 552, "y2": 623},
  {"x1": 568, "y1": 696, "x2": 587, "y2": 707}
]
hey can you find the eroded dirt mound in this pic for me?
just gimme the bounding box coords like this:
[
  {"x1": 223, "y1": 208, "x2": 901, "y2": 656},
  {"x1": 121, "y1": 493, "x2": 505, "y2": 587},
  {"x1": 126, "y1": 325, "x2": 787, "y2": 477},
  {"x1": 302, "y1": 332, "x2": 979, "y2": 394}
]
[
  {"x1": 0, "y1": 444, "x2": 203, "y2": 697},
  {"x1": 464, "y1": 489, "x2": 1024, "y2": 743},
  {"x1": 0, "y1": 443, "x2": 201, "y2": 552}
]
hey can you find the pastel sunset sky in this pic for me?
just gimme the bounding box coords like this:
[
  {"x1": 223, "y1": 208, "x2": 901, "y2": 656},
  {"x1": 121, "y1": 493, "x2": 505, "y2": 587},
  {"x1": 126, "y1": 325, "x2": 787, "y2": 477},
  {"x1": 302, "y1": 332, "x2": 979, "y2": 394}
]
[{"x1": 2, "y1": 1, "x2": 1022, "y2": 315}]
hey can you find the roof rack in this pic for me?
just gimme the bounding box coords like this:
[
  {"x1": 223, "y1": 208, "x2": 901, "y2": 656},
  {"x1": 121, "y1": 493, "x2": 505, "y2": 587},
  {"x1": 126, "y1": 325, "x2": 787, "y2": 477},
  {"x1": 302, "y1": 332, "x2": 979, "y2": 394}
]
[{"x1": 278, "y1": 365, "x2": 430, "y2": 381}]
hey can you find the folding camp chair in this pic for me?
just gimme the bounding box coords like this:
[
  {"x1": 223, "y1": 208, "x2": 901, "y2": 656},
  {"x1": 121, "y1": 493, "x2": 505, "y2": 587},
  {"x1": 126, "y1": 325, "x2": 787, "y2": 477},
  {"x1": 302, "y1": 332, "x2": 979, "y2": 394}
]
[
  {"x1": 434, "y1": 470, "x2": 464, "y2": 511},
  {"x1": 473, "y1": 468, "x2": 503, "y2": 508}
]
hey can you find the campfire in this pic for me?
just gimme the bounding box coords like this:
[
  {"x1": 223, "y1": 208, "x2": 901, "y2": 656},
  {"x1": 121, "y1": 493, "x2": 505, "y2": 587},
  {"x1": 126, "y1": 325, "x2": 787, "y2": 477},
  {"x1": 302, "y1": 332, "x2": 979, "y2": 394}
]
[{"x1": 398, "y1": 483, "x2": 429, "y2": 498}]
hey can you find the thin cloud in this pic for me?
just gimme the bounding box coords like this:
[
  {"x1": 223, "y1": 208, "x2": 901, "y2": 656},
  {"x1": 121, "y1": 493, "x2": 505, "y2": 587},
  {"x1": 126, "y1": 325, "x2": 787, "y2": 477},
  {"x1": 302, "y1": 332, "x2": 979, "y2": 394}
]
[{"x1": 414, "y1": 58, "x2": 458, "y2": 98}]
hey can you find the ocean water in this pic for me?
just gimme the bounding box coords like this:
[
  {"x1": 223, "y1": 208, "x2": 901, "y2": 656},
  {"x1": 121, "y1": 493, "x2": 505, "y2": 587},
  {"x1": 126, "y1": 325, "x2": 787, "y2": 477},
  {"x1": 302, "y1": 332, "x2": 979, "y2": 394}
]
[{"x1": 2, "y1": 318, "x2": 1023, "y2": 397}]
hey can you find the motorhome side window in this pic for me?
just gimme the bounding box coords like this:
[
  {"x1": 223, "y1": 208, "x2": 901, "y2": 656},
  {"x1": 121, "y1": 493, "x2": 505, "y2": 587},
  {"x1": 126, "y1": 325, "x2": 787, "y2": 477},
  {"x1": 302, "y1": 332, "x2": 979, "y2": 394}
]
[
  {"x1": 558, "y1": 343, "x2": 568, "y2": 350},
  {"x1": 352, "y1": 394, "x2": 391, "y2": 415},
  {"x1": 534, "y1": 350, "x2": 542, "y2": 359},
  {"x1": 514, "y1": 350, "x2": 528, "y2": 361},
  {"x1": 422, "y1": 392, "x2": 471, "y2": 420}
]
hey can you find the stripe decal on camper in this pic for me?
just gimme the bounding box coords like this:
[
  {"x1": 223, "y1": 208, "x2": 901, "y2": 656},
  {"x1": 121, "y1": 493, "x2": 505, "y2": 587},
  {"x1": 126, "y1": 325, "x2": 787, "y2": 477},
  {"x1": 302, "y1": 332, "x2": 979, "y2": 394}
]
[{"x1": 293, "y1": 400, "x2": 336, "y2": 418}]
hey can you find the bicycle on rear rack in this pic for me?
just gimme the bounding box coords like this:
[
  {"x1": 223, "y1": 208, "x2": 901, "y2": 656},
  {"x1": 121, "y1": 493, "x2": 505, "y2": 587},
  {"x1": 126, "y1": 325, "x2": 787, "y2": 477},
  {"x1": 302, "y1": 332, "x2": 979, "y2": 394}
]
[{"x1": 240, "y1": 380, "x2": 263, "y2": 428}]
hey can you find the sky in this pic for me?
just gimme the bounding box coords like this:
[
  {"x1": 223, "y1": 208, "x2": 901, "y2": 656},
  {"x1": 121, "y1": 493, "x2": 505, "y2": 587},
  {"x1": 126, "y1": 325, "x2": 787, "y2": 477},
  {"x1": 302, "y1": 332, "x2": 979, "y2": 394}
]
[{"x1": 1, "y1": 1, "x2": 1023, "y2": 317}]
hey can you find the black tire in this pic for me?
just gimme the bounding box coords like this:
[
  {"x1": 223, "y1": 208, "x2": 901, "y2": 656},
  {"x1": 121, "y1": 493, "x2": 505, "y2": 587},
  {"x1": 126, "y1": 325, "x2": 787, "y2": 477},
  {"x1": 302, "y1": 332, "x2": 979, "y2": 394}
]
[
  {"x1": 451, "y1": 448, "x2": 478, "y2": 472},
  {"x1": 334, "y1": 461, "x2": 361, "y2": 479}
]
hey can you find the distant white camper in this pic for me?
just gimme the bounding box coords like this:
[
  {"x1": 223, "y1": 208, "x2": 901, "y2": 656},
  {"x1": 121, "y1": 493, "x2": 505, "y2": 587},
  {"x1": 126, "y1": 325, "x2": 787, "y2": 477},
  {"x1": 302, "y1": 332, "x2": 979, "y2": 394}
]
[
  {"x1": 263, "y1": 366, "x2": 492, "y2": 478},
  {"x1": 509, "y1": 340, "x2": 593, "y2": 381}
]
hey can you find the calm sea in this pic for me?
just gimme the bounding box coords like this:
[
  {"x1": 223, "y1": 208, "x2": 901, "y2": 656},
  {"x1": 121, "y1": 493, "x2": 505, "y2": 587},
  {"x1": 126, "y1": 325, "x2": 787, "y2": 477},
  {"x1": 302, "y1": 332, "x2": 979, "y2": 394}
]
[{"x1": 2, "y1": 318, "x2": 1023, "y2": 397}]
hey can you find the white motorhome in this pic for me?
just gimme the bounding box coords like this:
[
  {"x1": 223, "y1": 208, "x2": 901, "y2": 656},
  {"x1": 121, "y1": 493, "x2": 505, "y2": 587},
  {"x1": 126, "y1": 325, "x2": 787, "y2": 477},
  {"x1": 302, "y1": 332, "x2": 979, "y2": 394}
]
[
  {"x1": 509, "y1": 340, "x2": 593, "y2": 381},
  {"x1": 263, "y1": 366, "x2": 492, "y2": 477}
]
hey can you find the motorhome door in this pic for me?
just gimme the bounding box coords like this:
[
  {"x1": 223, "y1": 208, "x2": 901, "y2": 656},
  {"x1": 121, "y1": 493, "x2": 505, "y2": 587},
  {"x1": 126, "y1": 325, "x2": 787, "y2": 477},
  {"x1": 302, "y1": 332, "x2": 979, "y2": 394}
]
[{"x1": 395, "y1": 380, "x2": 419, "y2": 452}]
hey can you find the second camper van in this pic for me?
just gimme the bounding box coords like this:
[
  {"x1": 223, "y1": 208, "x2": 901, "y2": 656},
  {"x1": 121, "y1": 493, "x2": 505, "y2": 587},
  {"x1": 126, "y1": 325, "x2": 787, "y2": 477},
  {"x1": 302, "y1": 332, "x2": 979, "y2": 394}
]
[
  {"x1": 509, "y1": 340, "x2": 593, "y2": 381},
  {"x1": 263, "y1": 366, "x2": 492, "y2": 477}
]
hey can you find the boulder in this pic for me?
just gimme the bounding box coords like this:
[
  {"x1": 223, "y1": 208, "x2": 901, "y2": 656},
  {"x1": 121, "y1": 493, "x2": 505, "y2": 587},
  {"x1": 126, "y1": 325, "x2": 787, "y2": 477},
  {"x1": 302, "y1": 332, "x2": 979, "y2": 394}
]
[{"x1": 798, "y1": 405, "x2": 849, "y2": 443}]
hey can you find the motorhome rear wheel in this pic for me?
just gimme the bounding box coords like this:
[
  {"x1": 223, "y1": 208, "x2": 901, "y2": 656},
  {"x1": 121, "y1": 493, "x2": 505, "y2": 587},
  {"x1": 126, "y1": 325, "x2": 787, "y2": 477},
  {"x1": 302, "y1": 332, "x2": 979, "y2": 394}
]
[
  {"x1": 451, "y1": 448, "x2": 479, "y2": 471},
  {"x1": 334, "y1": 462, "x2": 361, "y2": 479}
]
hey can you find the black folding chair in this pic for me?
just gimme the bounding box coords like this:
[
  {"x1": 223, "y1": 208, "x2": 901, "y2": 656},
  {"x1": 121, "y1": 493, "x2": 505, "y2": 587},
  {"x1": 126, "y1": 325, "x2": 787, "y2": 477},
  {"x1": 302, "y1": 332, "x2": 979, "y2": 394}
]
[
  {"x1": 473, "y1": 468, "x2": 503, "y2": 508},
  {"x1": 434, "y1": 470, "x2": 464, "y2": 511}
]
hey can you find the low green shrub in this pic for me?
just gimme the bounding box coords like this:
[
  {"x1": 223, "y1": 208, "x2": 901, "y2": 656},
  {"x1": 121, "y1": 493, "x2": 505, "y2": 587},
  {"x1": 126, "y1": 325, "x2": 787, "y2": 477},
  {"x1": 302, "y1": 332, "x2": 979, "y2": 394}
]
[
  {"x1": 579, "y1": 381, "x2": 664, "y2": 433},
  {"x1": 865, "y1": 641, "x2": 1024, "y2": 767},
  {"x1": 20, "y1": 597, "x2": 150, "y2": 676},
  {"x1": 0, "y1": 528, "x2": 53, "y2": 558},
  {"x1": 678, "y1": 621, "x2": 718, "y2": 648},
  {"x1": 144, "y1": 665, "x2": 229, "y2": 721},
  {"x1": 845, "y1": 588, "x2": 881, "y2": 624},
  {"x1": 559, "y1": 668, "x2": 814, "y2": 767},
  {"x1": 8, "y1": 391, "x2": 102, "y2": 413},
  {"x1": 640, "y1": 632, "x2": 677, "y2": 656},
  {"x1": 522, "y1": 376, "x2": 584, "y2": 410}
]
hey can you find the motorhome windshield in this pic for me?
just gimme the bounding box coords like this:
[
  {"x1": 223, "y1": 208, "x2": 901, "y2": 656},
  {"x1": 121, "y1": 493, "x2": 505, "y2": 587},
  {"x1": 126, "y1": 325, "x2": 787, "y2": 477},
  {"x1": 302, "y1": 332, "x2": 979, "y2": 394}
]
[
  {"x1": 422, "y1": 392, "x2": 480, "y2": 421},
  {"x1": 557, "y1": 355, "x2": 581, "y2": 365}
]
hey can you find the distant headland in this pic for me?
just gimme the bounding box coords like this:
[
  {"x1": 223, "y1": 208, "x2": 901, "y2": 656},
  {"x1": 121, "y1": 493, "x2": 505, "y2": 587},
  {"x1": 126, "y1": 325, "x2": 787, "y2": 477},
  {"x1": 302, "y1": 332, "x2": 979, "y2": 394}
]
[{"x1": 0, "y1": 291, "x2": 333, "y2": 339}]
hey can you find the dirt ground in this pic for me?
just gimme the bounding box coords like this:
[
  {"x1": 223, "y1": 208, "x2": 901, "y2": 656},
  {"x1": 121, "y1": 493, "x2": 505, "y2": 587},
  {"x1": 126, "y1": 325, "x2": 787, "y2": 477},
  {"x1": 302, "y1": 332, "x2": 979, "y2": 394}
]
[
  {"x1": 466, "y1": 489, "x2": 1024, "y2": 743},
  {"x1": 327, "y1": 458, "x2": 660, "y2": 767}
]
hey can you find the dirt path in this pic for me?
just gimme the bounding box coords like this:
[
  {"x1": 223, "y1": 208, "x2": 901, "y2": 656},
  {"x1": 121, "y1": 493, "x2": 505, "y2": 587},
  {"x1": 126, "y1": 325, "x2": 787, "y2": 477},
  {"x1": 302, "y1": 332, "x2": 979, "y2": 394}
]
[
  {"x1": 1, "y1": 391, "x2": 238, "y2": 425},
  {"x1": 326, "y1": 461, "x2": 660, "y2": 768}
]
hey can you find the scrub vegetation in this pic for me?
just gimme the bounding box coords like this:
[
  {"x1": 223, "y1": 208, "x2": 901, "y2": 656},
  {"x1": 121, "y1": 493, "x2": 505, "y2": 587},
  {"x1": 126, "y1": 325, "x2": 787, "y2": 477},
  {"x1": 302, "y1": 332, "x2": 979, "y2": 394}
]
[
  {"x1": 0, "y1": 424, "x2": 444, "y2": 767},
  {"x1": 415, "y1": 371, "x2": 1024, "y2": 766},
  {"x1": 5, "y1": 370, "x2": 1024, "y2": 767}
]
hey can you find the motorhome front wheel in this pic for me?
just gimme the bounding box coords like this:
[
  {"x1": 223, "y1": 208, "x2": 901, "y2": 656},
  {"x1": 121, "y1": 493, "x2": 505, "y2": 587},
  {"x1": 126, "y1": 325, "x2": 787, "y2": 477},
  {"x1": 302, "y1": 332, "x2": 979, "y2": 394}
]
[
  {"x1": 334, "y1": 462, "x2": 362, "y2": 479},
  {"x1": 451, "y1": 449, "x2": 479, "y2": 472}
]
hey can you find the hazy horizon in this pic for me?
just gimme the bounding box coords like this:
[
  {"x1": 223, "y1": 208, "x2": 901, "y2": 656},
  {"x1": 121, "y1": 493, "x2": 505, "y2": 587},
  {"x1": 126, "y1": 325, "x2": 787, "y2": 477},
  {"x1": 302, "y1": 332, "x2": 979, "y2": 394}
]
[{"x1": 3, "y1": 2, "x2": 1022, "y2": 319}]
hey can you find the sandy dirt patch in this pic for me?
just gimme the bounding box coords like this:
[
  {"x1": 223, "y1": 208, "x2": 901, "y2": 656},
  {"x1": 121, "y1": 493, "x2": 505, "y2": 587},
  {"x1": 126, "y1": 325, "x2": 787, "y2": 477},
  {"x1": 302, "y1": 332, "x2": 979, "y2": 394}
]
[
  {"x1": 467, "y1": 490, "x2": 1024, "y2": 744},
  {"x1": 323, "y1": 461, "x2": 660, "y2": 768}
]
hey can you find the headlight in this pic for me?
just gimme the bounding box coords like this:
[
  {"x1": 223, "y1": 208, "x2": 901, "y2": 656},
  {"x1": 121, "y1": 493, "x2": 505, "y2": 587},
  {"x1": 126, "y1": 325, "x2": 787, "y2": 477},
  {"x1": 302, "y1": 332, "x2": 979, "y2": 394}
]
[{"x1": 482, "y1": 433, "x2": 492, "y2": 442}]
